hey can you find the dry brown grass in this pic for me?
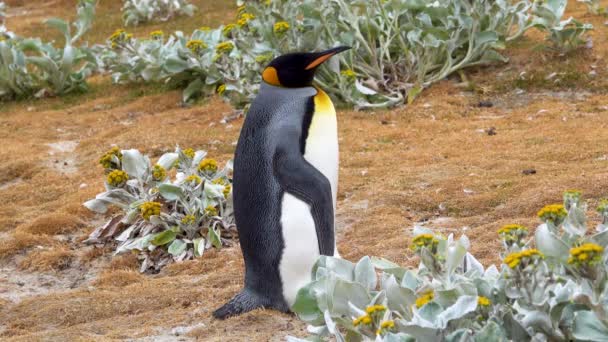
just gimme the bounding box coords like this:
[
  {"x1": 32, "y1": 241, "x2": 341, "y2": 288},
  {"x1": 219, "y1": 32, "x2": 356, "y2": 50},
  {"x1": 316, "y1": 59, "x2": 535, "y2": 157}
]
[
  {"x1": 16, "y1": 212, "x2": 85, "y2": 236},
  {"x1": 1, "y1": 1, "x2": 607, "y2": 341},
  {"x1": 18, "y1": 247, "x2": 74, "y2": 272},
  {"x1": 93, "y1": 269, "x2": 145, "y2": 288}
]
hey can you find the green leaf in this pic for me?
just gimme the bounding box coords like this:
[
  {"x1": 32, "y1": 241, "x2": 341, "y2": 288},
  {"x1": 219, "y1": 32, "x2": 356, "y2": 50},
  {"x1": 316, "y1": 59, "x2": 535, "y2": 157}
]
[
  {"x1": 151, "y1": 230, "x2": 177, "y2": 246},
  {"x1": 475, "y1": 322, "x2": 507, "y2": 342},
  {"x1": 167, "y1": 239, "x2": 187, "y2": 256},
  {"x1": 122, "y1": 149, "x2": 150, "y2": 180},
  {"x1": 207, "y1": 227, "x2": 222, "y2": 249},
  {"x1": 407, "y1": 86, "x2": 422, "y2": 105},
  {"x1": 572, "y1": 311, "x2": 608, "y2": 342},
  {"x1": 193, "y1": 237, "x2": 205, "y2": 257},
  {"x1": 354, "y1": 256, "x2": 377, "y2": 290},
  {"x1": 445, "y1": 329, "x2": 471, "y2": 342},
  {"x1": 292, "y1": 281, "x2": 324, "y2": 325},
  {"x1": 158, "y1": 183, "x2": 184, "y2": 201},
  {"x1": 535, "y1": 223, "x2": 570, "y2": 263},
  {"x1": 45, "y1": 18, "x2": 71, "y2": 42}
]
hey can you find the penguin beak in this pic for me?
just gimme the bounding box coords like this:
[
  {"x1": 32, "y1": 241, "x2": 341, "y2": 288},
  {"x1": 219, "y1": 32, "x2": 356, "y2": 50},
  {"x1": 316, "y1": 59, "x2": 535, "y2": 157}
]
[{"x1": 305, "y1": 46, "x2": 351, "y2": 70}]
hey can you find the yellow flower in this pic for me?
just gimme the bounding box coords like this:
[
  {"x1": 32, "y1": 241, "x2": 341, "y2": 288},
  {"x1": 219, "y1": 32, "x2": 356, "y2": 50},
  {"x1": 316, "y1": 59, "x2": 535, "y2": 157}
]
[
  {"x1": 237, "y1": 13, "x2": 255, "y2": 27},
  {"x1": 152, "y1": 164, "x2": 167, "y2": 181},
  {"x1": 265, "y1": 0, "x2": 271, "y2": 5},
  {"x1": 255, "y1": 53, "x2": 274, "y2": 64},
  {"x1": 366, "y1": 304, "x2": 387, "y2": 314},
  {"x1": 216, "y1": 84, "x2": 226, "y2": 95},
  {"x1": 140, "y1": 202, "x2": 161, "y2": 221},
  {"x1": 198, "y1": 158, "x2": 218, "y2": 173},
  {"x1": 537, "y1": 204, "x2": 567, "y2": 224},
  {"x1": 223, "y1": 184, "x2": 232, "y2": 198},
  {"x1": 212, "y1": 178, "x2": 226, "y2": 185},
  {"x1": 205, "y1": 205, "x2": 218, "y2": 217},
  {"x1": 149, "y1": 30, "x2": 164, "y2": 39},
  {"x1": 415, "y1": 291, "x2": 434, "y2": 308},
  {"x1": 568, "y1": 243, "x2": 604, "y2": 267},
  {"x1": 216, "y1": 41, "x2": 234, "y2": 54},
  {"x1": 183, "y1": 148, "x2": 195, "y2": 159},
  {"x1": 477, "y1": 296, "x2": 491, "y2": 307},
  {"x1": 99, "y1": 146, "x2": 123, "y2": 169},
  {"x1": 107, "y1": 170, "x2": 129, "y2": 187},
  {"x1": 185, "y1": 174, "x2": 202, "y2": 185},
  {"x1": 498, "y1": 224, "x2": 527, "y2": 235},
  {"x1": 186, "y1": 39, "x2": 207, "y2": 55},
  {"x1": 410, "y1": 234, "x2": 439, "y2": 253},
  {"x1": 222, "y1": 24, "x2": 236, "y2": 37},
  {"x1": 503, "y1": 249, "x2": 544, "y2": 269},
  {"x1": 341, "y1": 69, "x2": 356, "y2": 79},
  {"x1": 273, "y1": 21, "x2": 290, "y2": 34},
  {"x1": 380, "y1": 320, "x2": 395, "y2": 329},
  {"x1": 353, "y1": 314, "x2": 371, "y2": 326},
  {"x1": 109, "y1": 29, "x2": 131, "y2": 48},
  {"x1": 237, "y1": 5, "x2": 246, "y2": 14},
  {"x1": 181, "y1": 215, "x2": 196, "y2": 225},
  {"x1": 199, "y1": 26, "x2": 211, "y2": 32}
]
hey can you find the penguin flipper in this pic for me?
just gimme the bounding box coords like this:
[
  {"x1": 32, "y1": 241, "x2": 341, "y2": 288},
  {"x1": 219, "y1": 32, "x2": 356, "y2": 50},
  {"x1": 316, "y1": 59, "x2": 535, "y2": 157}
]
[
  {"x1": 273, "y1": 141, "x2": 335, "y2": 256},
  {"x1": 213, "y1": 290, "x2": 270, "y2": 319}
]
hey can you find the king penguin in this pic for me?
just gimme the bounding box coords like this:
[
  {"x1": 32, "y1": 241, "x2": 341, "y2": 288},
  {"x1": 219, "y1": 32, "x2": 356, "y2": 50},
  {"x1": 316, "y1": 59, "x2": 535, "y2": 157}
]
[{"x1": 213, "y1": 46, "x2": 350, "y2": 319}]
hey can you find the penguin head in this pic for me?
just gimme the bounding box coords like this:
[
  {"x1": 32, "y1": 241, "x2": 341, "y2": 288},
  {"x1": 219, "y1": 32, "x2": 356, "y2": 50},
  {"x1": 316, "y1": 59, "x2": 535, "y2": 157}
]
[{"x1": 261, "y1": 46, "x2": 351, "y2": 88}]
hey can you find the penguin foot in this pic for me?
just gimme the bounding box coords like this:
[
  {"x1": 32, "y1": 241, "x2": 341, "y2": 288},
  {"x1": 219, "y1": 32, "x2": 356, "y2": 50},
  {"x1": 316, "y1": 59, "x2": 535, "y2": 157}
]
[{"x1": 213, "y1": 290, "x2": 267, "y2": 319}]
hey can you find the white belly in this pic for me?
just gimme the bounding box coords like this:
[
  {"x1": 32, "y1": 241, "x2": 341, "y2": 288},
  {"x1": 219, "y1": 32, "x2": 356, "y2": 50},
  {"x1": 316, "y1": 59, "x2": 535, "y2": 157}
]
[{"x1": 279, "y1": 99, "x2": 339, "y2": 307}]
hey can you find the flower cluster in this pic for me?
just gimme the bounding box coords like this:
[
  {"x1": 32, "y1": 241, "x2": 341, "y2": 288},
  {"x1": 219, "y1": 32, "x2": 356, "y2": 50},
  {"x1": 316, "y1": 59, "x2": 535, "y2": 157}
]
[
  {"x1": 341, "y1": 69, "x2": 356, "y2": 80},
  {"x1": 152, "y1": 164, "x2": 167, "y2": 181},
  {"x1": 198, "y1": 158, "x2": 218, "y2": 174},
  {"x1": 498, "y1": 224, "x2": 528, "y2": 246},
  {"x1": 222, "y1": 24, "x2": 236, "y2": 37},
  {"x1": 273, "y1": 21, "x2": 290, "y2": 34},
  {"x1": 216, "y1": 41, "x2": 234, "y2": 54},
  {"x1": 503, "y1": 249, "x2": 544, "y2": 269},
  {"x1": 255, "y1": 53, "x2": 274, "y2": 64},
  {"x1": 185, "y1": 174, "x2": 202, "y2": 185},
  {"x1": 149, "y1": 30, "x2": 164, "y2": 40},
  {"x1": 216, "y1": 84, "x2": 226, "y2": 95},
  {"x1": 537, "y1": 204, "x2": 568, "y2": 224},
  {"x1": 99, "y1": 147, "x2": 122, "y2": 170},
  {"x1": 568, "y1": 243, "x2": 604, "y2": 267},
  {"x1": 237, "y1": 13, "x2": 255, "y2": 27},
  {"x1": 376, "y1": 320, "x2": 395, "y2": 336},
  {"x1": 108, "y1": 29, "x2": 132, "y2": 48},
  {"x1": 181, "y1": 215, "x2": 196, "y2": 225},
  {"x1": 140, "y1": 201, "x2": 161, "y2": 220},
  {"x1": 415, "y1": 291, "x2": 434, "y2": 308},
  {"x1": 353, "y1": 314, "x2": 372, "y2": 326},
  {"x1": 186, "y1": 39, "x2": 207, "y2": 55},
  {"x1": 107, "y1": 170, "x2": 129, "y2": 187},
  {"x1": 205, "y1": 205, "x2": 218, "y2": 217},
  {"x1": 410, "y1": 234, "x2": 439, "y2": 253},
  {"x1": 182, "y1": 148, "x2": 195, "y2": 159},
  {"x1": 477, "y1": 296, "x2": 491, "y2": 307}
]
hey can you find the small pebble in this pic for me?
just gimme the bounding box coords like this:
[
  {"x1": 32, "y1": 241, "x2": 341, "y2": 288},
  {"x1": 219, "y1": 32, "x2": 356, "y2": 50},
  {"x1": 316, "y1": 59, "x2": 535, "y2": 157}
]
[
  {"x1": 486, "y1": 127, "x2": 497, "y2": 136},
  {"x1": 522, "y1": 169, "x2": 537, "y2": 175},
  {"x1": 478, "y1": 100, "x2": 493, "y2": 108}
]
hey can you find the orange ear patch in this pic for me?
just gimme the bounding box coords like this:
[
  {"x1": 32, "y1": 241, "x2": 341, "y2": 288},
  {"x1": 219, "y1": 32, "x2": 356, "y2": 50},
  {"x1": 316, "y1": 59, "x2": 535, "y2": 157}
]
[
  {"x1": 262, "y1": 66, "x2": 281, "y2": 86},
  {"x1": 305, "y1": 53, "x2": 335, "y2": 70}
]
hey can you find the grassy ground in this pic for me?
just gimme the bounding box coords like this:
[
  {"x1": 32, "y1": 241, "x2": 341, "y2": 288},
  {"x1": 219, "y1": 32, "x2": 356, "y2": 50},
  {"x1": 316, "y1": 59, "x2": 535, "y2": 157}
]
[{"x1": 1, "y1": 1, "x2": 608, "y2": 341}]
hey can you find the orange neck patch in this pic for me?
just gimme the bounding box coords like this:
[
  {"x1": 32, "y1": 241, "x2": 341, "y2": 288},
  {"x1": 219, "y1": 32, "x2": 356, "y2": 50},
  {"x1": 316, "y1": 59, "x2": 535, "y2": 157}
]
[{"x1": 262, "y1": 67, "x2": 281, "y2": 86}]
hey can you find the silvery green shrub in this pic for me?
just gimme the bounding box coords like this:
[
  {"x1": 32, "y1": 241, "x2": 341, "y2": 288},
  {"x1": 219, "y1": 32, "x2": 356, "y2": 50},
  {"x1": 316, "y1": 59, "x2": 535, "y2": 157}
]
[
  {"x1": 122, "y1": 0, "x2": 197, "y2": 27},
  {"x1": 290, "y1": 191, "x2": 608, "y2": 341},
  {"x1": 84, "y1": 146, "x2": 235, "y2": 273},
  {"x1": 531, "y1": 0, "x2": 593, "y2": 54},
  {"x1": 0, "y1": 0, "x2": 97, "y2": 100},
  {"x1": 577, "y1": 0, "x2": 605, "y2": 15}
]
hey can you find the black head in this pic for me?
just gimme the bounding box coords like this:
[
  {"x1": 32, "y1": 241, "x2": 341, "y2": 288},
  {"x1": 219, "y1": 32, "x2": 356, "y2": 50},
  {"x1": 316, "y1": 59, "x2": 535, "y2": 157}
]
[{"x1": 262, "y1": 46, "x2": 350, "y2": 88}]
